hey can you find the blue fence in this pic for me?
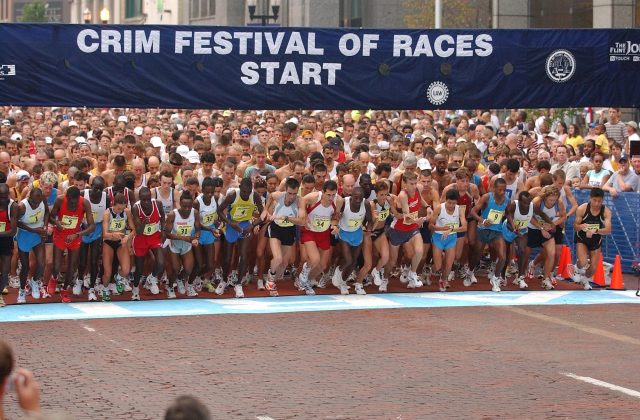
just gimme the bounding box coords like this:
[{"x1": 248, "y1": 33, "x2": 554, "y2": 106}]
[{"x1": 563, "y1": 191, "x2": 639, "y2": 273}]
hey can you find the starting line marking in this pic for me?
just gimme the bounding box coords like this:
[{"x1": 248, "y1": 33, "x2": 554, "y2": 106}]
[
  {"x1": 0, "y1": 289, "x2": 639, "y2": 323},
  {"x1": 562, "y1": 372, "x2": 640, "y2": 399}
]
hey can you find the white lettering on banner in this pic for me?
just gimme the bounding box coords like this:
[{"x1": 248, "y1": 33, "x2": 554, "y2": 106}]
[
  {"x1": 392, "y1": 34, "x2": 493, "y2": 57},
  {"x1": 240, "y1": 62, "x2": 342, "y2": 86},
  {"x1": 77, "y1": 29, "x2": 160, "y2": 54}
]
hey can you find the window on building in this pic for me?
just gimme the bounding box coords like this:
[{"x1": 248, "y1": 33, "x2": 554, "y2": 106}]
[
  {"x1": 125, "y1": 0, "x2": 143, "y2": 18},
  {"x1": 339, "y1": 0, "x2": 362, "y2": 27},
  {"x1": 530, "y1": 0, "x2": 592, "y2": 28},
  {"x1": 190, "y1": 0, "x2": 215, "y2": 19}
]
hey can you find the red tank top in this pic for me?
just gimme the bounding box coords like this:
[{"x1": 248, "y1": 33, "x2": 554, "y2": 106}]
[
  {"x1": 136, "y1": 199, "x2": 162, "y2": 237},
  {"x1": 457, "y1": 190, "x2": 473, "y2": 219},
  {"x1": 0, "y1": 201, "x2": 12, "y2": 233},
  {"x1": 58, "y1": 196, "x2": 85, "y2": 234},
  {"x1": 392, "y1": 190, "x2": 420, "y2": 232},
  {"x1": 108, "y1": 187, "x2": 129, "y2": 207}
]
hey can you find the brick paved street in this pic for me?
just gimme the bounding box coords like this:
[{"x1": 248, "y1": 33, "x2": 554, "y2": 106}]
[{"x1": 2, "y1": 302, "x2": 640, "y2": 419}]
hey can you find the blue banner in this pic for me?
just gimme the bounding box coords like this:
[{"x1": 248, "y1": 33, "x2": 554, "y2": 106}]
[{"x1": 1, "y1": 24, "x2": 640, "y2": 109}]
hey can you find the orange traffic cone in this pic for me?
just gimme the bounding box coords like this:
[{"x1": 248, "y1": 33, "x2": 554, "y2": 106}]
[
  {"x1": 608, "y1": 255, "x2": 625, "y2": 290},
  {"x1": 561, "y1": 246, "x2": 573, "y2": 279},
  {"x1": 593, "y1": 255, "x2": 606, "y2": 287},
  {"x1": 557, "y1": 245, "x2": 568, "y2": 279}
]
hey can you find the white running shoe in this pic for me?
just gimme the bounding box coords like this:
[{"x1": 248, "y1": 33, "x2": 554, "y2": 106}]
[
  {"x1": 122, "y1": 276, "x2": 132, "y2": 292},
  {"x1": 489, "y1": 274, "x2": 501, "y2": 292},
  {"x1": 193, "y1": 276, "x2": 203, "y2": 292},
  {"x1": 9, "y1": 276, "x2": 20, "y2": 289},
  {"x1": 466, "y1": 267, "x2": 478, "y2": 284},
  {"x1": 176, "y1": 279, "x2": 186, "y2": 295},
  {"x1": 214, "y1": 268, "x2": 223, "y2": 283},
  {"x1": 143, "y1": 276, "x2": 150, "y2": 290},
  {"x1": 372, "y1": 268, "x2": 383, "y2": 286},
  {"x1": 167, "y1": 286, "x2": 176, "y2": 299},
  {"x1": 83, "y1": 274, "x2": 90, "y2": 289},
  {"x1": 257, "y1": 278, "x2": 265, "y2": 291},
  {"x1": 516, "y1": 276, "x2": 528, "y2": 289},
  {"x1": 317, "y1": 272, "x2": 329, "y2": 288},
  {"x1": 30, "y1": 279, "x2": 40, "y2": 299},
  {"x1": 131, "y1": 286, "x2": 140, "y2": 301},
  {"x1": 187, "y1": 284, "x2": 198, "y2": 297},
  {"x1": 234, "y1": 284, "x2": 244, "y2": 298},
  {"x1": 17, "y1": 289, "x2": 26, "y2": 304},
  {"x1": 378, "y1": 279, "x2": 388, "y2": 293},
  {"x1": 147, "y1": 275, "x2": 160, "y2": 295},
  {"x1": 354, "y1": 283, "x2": 366, "y2": 295},
  {"x1": 582, "y1": 279, "x2": 592, "y2": 290},
  {"x1": 541, "y1": 278, "x2": 555, "y2": 290},
  {"x1": 72, "y1": 278, "x2": 83, "y2": 296},
  {"x1": 399, "y1": 265, "x2": 410, "y2": 283},
  {"x1": 407, "y1": 272, "x2": 423, "y2": 289},
  {"x1": 463, "y1": 274, "x2": 472, "y2": 287},
  {"x1": 331, "y1": 266, "x2": 343, "y2": 288},
  {"x1": 215, "y1": 281, "x2": 227, "y2": 295},
  {"x1": 304, "y1": 283, "x2": 316, "y2": 295},
  {"x1": 108, "y1": 282, "x2": 119, "y2": 295},
  {"x1": 339, "y1": 282, "x2": 350, "y2": 295},
  {"x1": 88, "y1": 288, "x2": 97, "y2": 301}
]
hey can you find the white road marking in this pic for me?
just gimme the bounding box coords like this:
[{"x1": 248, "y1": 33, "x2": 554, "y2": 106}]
[
  {"x1": 562, "y1": 372, "x2": 640, "y2": 399},
  {"x1": 70, "y1": 303, "x2": 131, "y2": 315},
  {"x1": 514, "y1": 291, "x2": 571, "y2": 304},
  {"x1": 82, "y1": 325, "x2": 95, "y2": 332},
  {"x1": 329, "y1": 294, "x2": 398, "y2": 306},
  {"x1": 256, "y1": 416, "x2": 275, "y2": 420}
]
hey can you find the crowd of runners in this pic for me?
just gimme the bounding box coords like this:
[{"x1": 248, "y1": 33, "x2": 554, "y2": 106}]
[{"x1": 0, "y1": 107, "x2": 638, "y2": 306}]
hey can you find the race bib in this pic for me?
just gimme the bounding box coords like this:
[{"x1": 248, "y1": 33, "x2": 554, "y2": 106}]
[
  {"x1": 176, "y1": 223, "x2": 193, "y2": 237},
  {"x1": 0, "y1": 222, "x2": 5, "y2": 232},
  {"x1": 377, "y1": 209, "x2": 389, "y2": 222},
  {"x1": 231, "y1": 206, "x2": 252, "y2": 220},
  {"x1": 445, "y1": 222, "x2": 459, "y2": 230},
  {"x1": 584, "y1": 224, "x2": 600, "y2": 233},
  {"x1": 143, "y1": 223, "x2": 159, "y2": 235},
  {"x1": 109, "y1": 218, "x2": 125, "y2": 232},
  {"x1": 514, "y1": 219, "x2": 529, "y2": 229},
  {"x1": 486, "y1": 209, "x2": 504, "y2": 224},
  {"x1": 347, "y1": 219, "x2": 362, "y2": 229},
  {"x1": 404, "y1": 211, "x2": 419, "y2": 224},
  {"x1": 275, "y1": 218, "x2": 294, "y2": 228},
  {"x1": 27, "y1": 210, "x2": 42, "y2": 225},
  {"x1": 61, "y1": 215, "x2": 79, "y2": 229},
  {"x1": 313, "y1": 216, "x2": 331, "y2": 231},
  {"x1": 201, "y1": 211, "x2": 217, "y2": 226}
]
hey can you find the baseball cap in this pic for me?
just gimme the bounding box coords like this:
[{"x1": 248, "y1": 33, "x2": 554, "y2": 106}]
[
  {"x1": 239, "y1": 127, "x2": 251, "y2": 136},
  {"x1": 222, "y1": 110, "x2": 232, "y2": 117},
  {"x1": 10, "y1": 133, "x2": 22, "y2": 141},
  {"x1": 285, "y1": 117, "x2": 299, "y2": 125},
  {"x1": 626, "y1": 121, "x2": 638, "y2": 130},
  {"x1": 133, "y1": 127, "x2": 144, "y2": 136},
  {"x1": 618, "y1": 154, "x2": 629, "y2": 162},
  {"x1": 16, "y1": 170, "x2": 30, "y2": 181},
  {"x1": 117, "y1": 115, "x2": 128, "y2": 123},
  {"x1": 328, "y1": 137, "x2": 342, "y2": 149},
  {"x1": 325, "y1": 130, "x2": 336, "y2": 139},
  {"x1": 351, "y1": 110, "x2": 361, "y2": 122},
  {"x1": 45, "y1": 136, "x2": 53, "y2": 144},
  {"x1": 417, "y1": 158, "x2": 431, "y2": 170},
  {"x1": 589, "y1": 122, "x2": 597, "y2": 129},
  {"x1": 75, "y1": 136, "x2": 86, "y2": 144},
  {"x1": 150, "y1": 136, "x2": 163, "y2": 148},
  {"x1": 445, "y1": 127, "x2": 456, "y2": 135},
  {"x1": 1, "y1": 120, "x2": 10, "y2": 126},
  {"x1": 176, "y1": 145, "x2": 190, "y2": 157},
  {"x1": 456, "y1": 137, "x2": 467, "y2": 143},
  {"x1": 423, "y1": 132, "x2": 436, "y2": 142},
  {"x1": 68, "y1": 121, "x2": 78, "y2": 127},
  {"x1": 335, "y1": 127, "x2": 344, "y2": 134},
  {"x1": 545, "y1": 132, "x2": 559, "y2": 140},
  {"x1": 186, "y1": 150, "x2": 200, "y2": 164},
  {"x1": 378, "y1": 141, "x2": 390, "y2": 150}
]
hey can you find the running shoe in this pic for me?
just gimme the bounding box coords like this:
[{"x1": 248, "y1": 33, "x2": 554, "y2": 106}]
[
  {"x1": 2, "y1": 287, "x2": 7, "y2": 295},
  {"x1": 176, "y1": 279, "x2": 186, "y2": 295},
  {"x1": 167, "y1": 286, "x2": 176, "y2": 299},
  {"x1": 115, "y1": 274, "x2": 125, "y2": 294},
  {"x1": 399, "y1": 265, "x2": 410, "y2": 284},
  {"x1": 463, "y1": 271, "x2": 473, "y2": 287},
  {"x1": 0, "y1": 295, "x2": 5, "y2": 307},
  {"x1": 257, "y1": 278, "x2": 265, "y2": 291},
  {"x1": 372, "y1": 268, "x2": 383, "y2": 286},
  {"x1": 215, "y1": 280, "x2": 227, "y2": 295},
  {"x1": 500, "y1": 277, "x2": 507, "y2": 287},
  {"x1": 39, "y1": 285, "x2": 50, "y2": 299},
  {"x1": 304, "y1": 283, "x2": 316, "y2": 296},
  {"x1": 407, "y1": 272, "x2": 423, "y2": 289},
  {"x1": 331, "y1": 266, "x2": 343, "y2": 288},
  {"x1": 186, "y1": 284, "x2": 198, "y2": 297},
  {"x1": 122, "y1": 276, "x2": 132, "y2": 292},
  {"x1": 339, "y1": 282, "x2": 349, "y2": 295},
  {"x1": 193, "y1": 276, "x2": 203, "y2": 292},
  {"x1": 299, "y1": 263, "x2": 310, "y2": 286},
  {"x1": 203, "y1": 278, "x2": 215, "y2": 293},
  {"x1": 489, "y1": 274, "x2": 501, "y2": 292},
  {"x1": 60, "y1": 289, "x2": 71, "y2": 303},
  {"x1": 147, "y1": 275, "x2": 160, "y2": 295},
  {"x1": 362, "y1": 274, "x2": 373, "y2": 287},
  {"x1": 9, "y1": 275, "x2": 19, "y2": 289},
  {"x1": 88, "y1": 288, "x2": 97, "y2": 302},
  {"x1": 541, "y1": 277, "x2": 555, "y2": 290},
  {"x1": 466, "y1": 266, "x2": 478, "y2": 284},
  {"x1": 438, "y1": 278, "x2": 446, "y2": 292},
  {"x1": 516, "y1": 276, "x2": 528, "y2": 289},
  {"x1": 131, "y1": 286, "x2": 140, "y2": 301},
  {"x1": 108, "y1": 283, "x2": 119, "y2": 295},
  {"x1": 354, "y1": 283, "x2": 366, "y2": 295},
  {"x1": 47, "y1": 276, "x2": 57, "y2": 296},
  {"x1": 17, "y1": 289, "x2": 26, "y2": 304},
  {"x1": 265, "y1": 279, "x2": 278, "y2": 297},
  {"x1": 316, "y1": 272, "x2": 329, "y2": 289},
  {"x1": 214, "y1": 268, "x2": 223, "y2": 283},
  {"x1": 143, "y1": 276, "x2": 150, "y2": 290},
  {"x1": 72, "y1": 278, "x2": 83, "y2": 296},
  {"x1": 582, "y1": 278, "x2": 593, "y2": 290},
  {"x1": 83, "y1": 274, "x2": 91, "y2": 289},
  {"x1": 234, "y1": 284, "x2": 244, "y2": 298},
  {"x1": 102, "y1": 289, "x2": 111, "y2": 302},
  {"x1": 379, "y1": 278, "x2": 388, "y2": 293},
  {"x1": 30, "y1": 279, "x2": 40, "y2": 299}
]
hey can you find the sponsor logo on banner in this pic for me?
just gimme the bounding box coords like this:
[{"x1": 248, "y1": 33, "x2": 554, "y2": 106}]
[
  {"x1": 545, "y1": 50, "x2": 575, "y2": 83},
  {"x1": 426, "y1": 81, "x2": 449, "y2": 106},
  {"x1": 0, "y1": 65, "x2": 16, "y2": 80},
  {"x1": 609, "y1": 41, "x2": 640, "y2": 62}
]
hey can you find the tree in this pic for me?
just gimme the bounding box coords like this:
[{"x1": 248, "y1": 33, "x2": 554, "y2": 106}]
[
  {"x1": 21, "y1": 1, "x2": 48, "y2": 23},
  {"x1": 403, "y1": 0, "x2": 492, "y2": 29}
]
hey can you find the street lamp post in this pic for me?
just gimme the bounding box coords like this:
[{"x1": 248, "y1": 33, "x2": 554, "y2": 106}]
[
  {"x1": 247, "y1": 0, "x2": 280, "y2": 26},
  {"x1": 100, "y1": 7, "x2": 110, "y2": 24},
  {"x1": 83, "y1": 8, "x2": 91, "y2": 23}
]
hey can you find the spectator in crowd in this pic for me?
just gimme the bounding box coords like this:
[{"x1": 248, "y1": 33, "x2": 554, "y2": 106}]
[
  {"x1": 0, "y1": 339, "x2": 41, "y2": 419},
  {"x1": 602, "y1": 155, "x2": 640, "y2": 197}
]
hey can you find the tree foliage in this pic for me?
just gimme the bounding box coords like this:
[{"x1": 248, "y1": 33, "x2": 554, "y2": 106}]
[
  {"x1": 403, "y1": 0, "x2": 492, "y2": 29},
  {"x1": 21, "y1": 1, "x2": 48, "y2": 23}
]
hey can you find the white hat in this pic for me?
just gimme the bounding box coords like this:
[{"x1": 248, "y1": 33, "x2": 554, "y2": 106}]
[
  {"x1": 68, "y1": 120, "x2": 78, "y2": 127},
  {"x1": 545, "y1": 132, "x2": 559, "y2": 140},
  {"x1": 16, "y1": 170, "x2": 30, "y2": 181},
  {"x1": 170, "y1": 113, "x2": 180, "y2": 121},
  {"x1": 456, "y1": 137, "x2": 468, "y2": 143},
  {"x1": 335, "y1": 127, "x2": 344, "y2": 134},
  {"x1": 1, "y1": 120, "x2": 11, "y2": 126},
  {"x1": 186, "y1": 150, "x2": 200, "y2": 164},
  {"x1": 176, "y1": 124, "x2": 184, "y2": 131},
  {"x1": 150, "y1": 136, "x2": 163, "y2": 148},
  {"x1": 378, "y1": 141, "x2": 390, "y2": 150},
  {"x1": 285, "y1": 117, "x2": 299, "y2": 125},
  {"x1": 10, "y1": 133, "x2": 22, "y2": 141},
  {"x1": 176, "y1": 145, "x2": 190, "y2": 157},
  {"x1": 75, "y1": 136, "x2": 87, "y2": 144},
  {"x1": 133, "y1": 127, "x2": 144, "y2": 136},
  {"x1": 417, "y1": 158, "x2": 431, "y2": 171},
  {"x1": 117, "y1": 115, "x2": 128, "y2": 123},
  {"x1": 45, "y1": 136, "x2": 53, "y2": 144}
]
